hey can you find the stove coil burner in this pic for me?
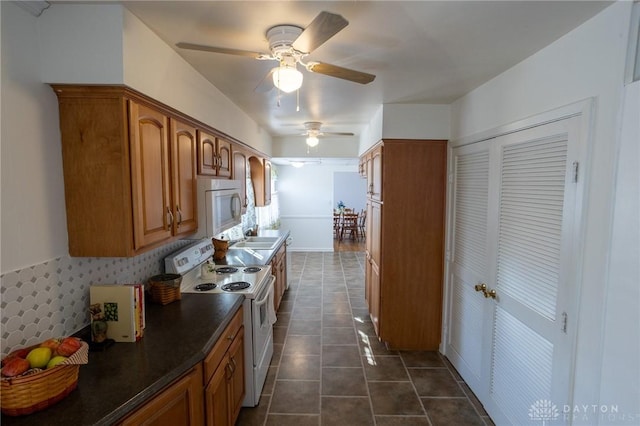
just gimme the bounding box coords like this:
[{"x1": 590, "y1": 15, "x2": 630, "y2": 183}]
[
  {"x1": 243, "y1": 267, "x2": 262, "y2": 273},
  {"x1": 194, "y1": 283, "x2": 217, "y2": 291},
  {"x1": 216, "y1": 267, "x2": 239, "y2": 274},
  {"x1": 221, "y1": 281, "x2": 251, "y2": 292}
]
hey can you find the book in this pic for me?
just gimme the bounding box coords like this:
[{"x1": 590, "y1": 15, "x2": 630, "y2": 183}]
[{"x1": 90, "y1": 284, "x2": 137, "y2": 342}]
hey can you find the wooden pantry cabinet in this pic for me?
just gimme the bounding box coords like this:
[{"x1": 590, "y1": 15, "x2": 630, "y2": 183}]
[
  {"x1": 361, "y1": 139, "x2": 447, "y2": 350},
  {"x1": 52, "y1": 85, "x2": 199, "y2": 257}
]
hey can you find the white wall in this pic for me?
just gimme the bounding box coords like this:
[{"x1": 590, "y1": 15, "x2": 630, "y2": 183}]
[
  {"x1": 39, "y1": 4, "x2": 124, "y2": 84},
  {"x1": 1, "y1": 1, "x2": 69, "y2": 271},
  {"x1": 359, "y1": 103, "x2": 451, "y2": 154},
  {"x1": 272, "y1": 135, "x2": 359, "y2": 158},
  {"x1": 122, "y1": 9, "x2": 271, "y2": 153},
  {"x1": 382, "y1": 104, "x2": 450, "y2": 140},
  {"x1": 598, "y1": 80, "x2": 640, "y2": 418},
  {"x1": 449, "y1": 1, "x2": 634, "y2": 418},
  {"x1": 334, "y1": 172, "x2": 367, "y2": 213},
  {"x1": 277, "y1": 163, "x2": 358, "y2": 251}
]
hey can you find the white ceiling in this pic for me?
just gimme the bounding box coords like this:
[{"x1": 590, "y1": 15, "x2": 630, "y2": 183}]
[{"x1": 122, "y1": 1, "x2": 611, "y2": 139}]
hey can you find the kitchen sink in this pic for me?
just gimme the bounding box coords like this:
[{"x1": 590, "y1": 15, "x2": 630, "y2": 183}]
[{"x1": 230, "y1": 237, "x2": 280, "y2": 250}]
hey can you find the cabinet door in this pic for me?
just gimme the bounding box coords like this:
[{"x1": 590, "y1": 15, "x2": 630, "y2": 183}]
[
  {"x1": 120, "y1": 365, "x2": 204, "y2": 426},
  {"x1": 263, "y1": 160, "x2": 272, "y2": 205},
  {"x1": 170, "y1": 119, "x2": 198, "y2": 236},
  {"x1": 217, "y1": 137, "x2": 232, "y2": 178},
  {"x1": 198, "y1": 130, "x2": 218, "y2": 176},
  {"x1": 368, "y1": 201, "x2": 382, "y2": 334},
  {"x1": 129, "y1": 101, "x2": 172, "y2": 250},
  {"x1": 232, "y1": 150, "x2": 248, "y2": 213},
  {"x1": 228, "y1": 326, "x2": 245, "y2": 423},
  {"x1": 205, "y1": 357, "x2": 231, "y2": 426},
  {"x1": 370, "y1": 146, "x2": 382, "y2": 201}
]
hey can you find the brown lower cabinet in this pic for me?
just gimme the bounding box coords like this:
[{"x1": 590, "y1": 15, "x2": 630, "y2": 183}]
[
  {"x1": 118, "y1": 307, "x2": 244, "y2": 426},
  {"x1": 118, "y1": 364, "x2": 204, "y2": 426},
  {"x1": 271, "y1": 244, "x2": 287, "y2": 311}
]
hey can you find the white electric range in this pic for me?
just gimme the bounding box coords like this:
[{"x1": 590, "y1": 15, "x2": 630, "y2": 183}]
[{"x1": 164, "y1": 239, "x2": 275, "y2": 407}]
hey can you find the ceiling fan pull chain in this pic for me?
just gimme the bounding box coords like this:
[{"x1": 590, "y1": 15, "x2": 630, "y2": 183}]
[{"x1": 296, "y1": 88, "x2": 300, "y2": 112}]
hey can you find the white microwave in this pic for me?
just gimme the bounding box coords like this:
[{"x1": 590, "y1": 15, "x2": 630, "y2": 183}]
[{"x1": 193, "y1": 177, "x2": 243, "y2": 238}]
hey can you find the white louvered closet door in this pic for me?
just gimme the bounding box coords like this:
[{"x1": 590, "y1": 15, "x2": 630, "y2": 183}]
[
  {"x1": 484, "y1": 117, "x2": 583, "y2": 425},
  {"x1": 446, "y1": 140, "x2": 493, "y2": 395}
]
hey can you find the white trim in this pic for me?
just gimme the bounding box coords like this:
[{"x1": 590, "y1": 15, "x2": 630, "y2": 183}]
[
  {"x1": 279, "y1": 215, "x2": 333, "y2": 220},
  {"x1": 450, "y1": 98, "x2": 594, "y2": 148},
  {"x1": 624, "y1": 2, "x2": 640, "y2": 84}
]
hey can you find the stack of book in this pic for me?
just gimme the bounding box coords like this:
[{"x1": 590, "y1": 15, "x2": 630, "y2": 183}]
[{"x1": 89, "y1": 284, "x2": 146, "y2": 342}]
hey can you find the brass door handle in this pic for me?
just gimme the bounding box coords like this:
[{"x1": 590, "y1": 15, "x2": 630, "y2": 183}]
[{"x1": 474, "y1": 283, "x2": 497, "y2": 299}]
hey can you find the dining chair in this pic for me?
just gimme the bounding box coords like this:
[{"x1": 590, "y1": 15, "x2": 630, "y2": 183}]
[
  {"x1": 358, "y1": 209, "x2": 367, "y2": 240},
  {"x1": 340, "y1": 213, "x2": 359, "y2": 241},
  {"x1": 333, "y1": 213, "x2": 342, "y2": 239}
]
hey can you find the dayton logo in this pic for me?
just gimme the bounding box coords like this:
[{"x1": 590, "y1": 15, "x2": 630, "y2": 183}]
[{"x1": 529, "y1": 399, "x2": 560, "y2": 425}]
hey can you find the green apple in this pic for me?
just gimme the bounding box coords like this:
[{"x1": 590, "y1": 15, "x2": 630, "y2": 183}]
[{"x1": 46, "y1": 355, "x2": 67, "y2": 369}]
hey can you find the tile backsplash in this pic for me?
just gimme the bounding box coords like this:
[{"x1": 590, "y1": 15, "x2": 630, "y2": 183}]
[{"x1": 0, "y1": 239, "x2": 192, "y2": 355}]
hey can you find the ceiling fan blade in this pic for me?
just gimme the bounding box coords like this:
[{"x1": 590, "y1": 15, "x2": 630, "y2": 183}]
[
  {"x1": 176, "y1": 42, "x2": 270, "y2": 59},
  {"x1": 254, "y1": 68, "x2": 277, "y2": 93},
  {"x1": 323, "y1": 132, "x2": 355, "y2": 136},
  {"x1": 292, "y1": 11, "x2": 348, "y2": 53},
  {"x1": 307, "y1": 62, "x2": 376, "y2": 84}
]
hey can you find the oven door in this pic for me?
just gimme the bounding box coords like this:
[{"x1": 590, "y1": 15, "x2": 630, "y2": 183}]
[{"x1": 252, "y1": 275, "x2": 276, "y2": 362}]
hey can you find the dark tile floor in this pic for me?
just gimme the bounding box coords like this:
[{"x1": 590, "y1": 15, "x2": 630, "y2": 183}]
[{"x1": 237, "y1": 252, "x2": 494, "y2": 426}]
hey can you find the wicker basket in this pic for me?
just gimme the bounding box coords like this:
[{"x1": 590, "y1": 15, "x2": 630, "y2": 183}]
[
  {"x1": 148, "y1": 273, "x2": 182, "y2": 305},
  {"x1": 1, "y1": 341, "x2": 89, "y2": 416},
  {"x1": 212, "y1": 238, "x2": 229, "y2": 260}
]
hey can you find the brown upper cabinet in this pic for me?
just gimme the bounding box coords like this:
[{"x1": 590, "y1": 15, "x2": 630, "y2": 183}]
[
  {"x1": 51, "y1": 84, "x2": 268, "y2": 256},
  {"x1": 51, "y1": 85, "x2": 203, "y2": 257},
  {"x1": 232, "y1": 148, "x2": 249, "y2": 213},
  {"x1": 248, "y1": 156, "x2": 271, "y2": 207},
  {"x1": 198, "y1": 131, "x2": 232, "y2": 178}
]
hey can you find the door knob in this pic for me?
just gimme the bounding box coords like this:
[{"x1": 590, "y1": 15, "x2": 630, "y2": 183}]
[
  {"x1": 485, "y1": 289, "x2": 497, "y2": 299},
  {"x1": 474, "y1": 283, "x2": 487, "y2": 292}
]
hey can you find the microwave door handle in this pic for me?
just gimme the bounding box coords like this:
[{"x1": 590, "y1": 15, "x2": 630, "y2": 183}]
[{"x1": 231, "y1": 193, "x2": 241, "y2": 218}]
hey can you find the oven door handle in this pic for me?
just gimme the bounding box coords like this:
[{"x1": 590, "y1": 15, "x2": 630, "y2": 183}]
[{"x1": 255, "y1": 275, "x2": 277, "y2": 325}]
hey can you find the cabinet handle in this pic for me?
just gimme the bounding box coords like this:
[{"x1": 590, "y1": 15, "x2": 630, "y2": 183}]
[
  {"x1": 176, "y1": 205, "x2": 182, "y2": 225},
  {"x1": 230, "y1": 356, "x2": 237, "y2": 374},
  {"x1": 166, "y1": 207, "x2": 174, "y2": 228},
  {"x1": 225, "y1": 363, "x2": 233, "y2": 380}
]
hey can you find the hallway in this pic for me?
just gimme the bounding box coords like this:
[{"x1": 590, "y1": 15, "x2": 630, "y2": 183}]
[{"x1": 237, "y1": 252, "x2": 493, "y2": 425}]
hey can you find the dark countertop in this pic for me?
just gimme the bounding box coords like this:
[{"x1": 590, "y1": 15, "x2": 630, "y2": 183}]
[
  {"x1": 219, "y1": 229, "x2": 290, "y2": 266},
  {"x1": 2, "y1": 293, "x2": 244, "y2": 426}
]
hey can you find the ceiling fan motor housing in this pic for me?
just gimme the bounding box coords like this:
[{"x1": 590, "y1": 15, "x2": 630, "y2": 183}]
[{"x1": 266, "y1": 25, "x2": 303, "y2": 58}]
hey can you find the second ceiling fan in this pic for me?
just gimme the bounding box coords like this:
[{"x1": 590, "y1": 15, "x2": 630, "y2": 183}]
[
  {"x1": 176, "y1": 11, "x2": 376, "y2": 93},
  {"x1": 301, "y1": 121, "x2": 354, "y2": 147}
]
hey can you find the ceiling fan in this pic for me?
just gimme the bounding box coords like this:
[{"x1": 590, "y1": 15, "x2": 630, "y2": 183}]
[
  {"x1": 176, "y1": 11, "x2": 376, "y2": 93},
  {"x1": 301, "y1": 121, "x2": 355, "y2": 147}
]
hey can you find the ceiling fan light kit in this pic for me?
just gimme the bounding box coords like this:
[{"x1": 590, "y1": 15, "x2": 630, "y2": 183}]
[
  {"x1": 306, "y1": 136, "x2": 320, "y2": 147},
  {"x1": 272, "y1": 56, "x2": 303, "y2": 93}
]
